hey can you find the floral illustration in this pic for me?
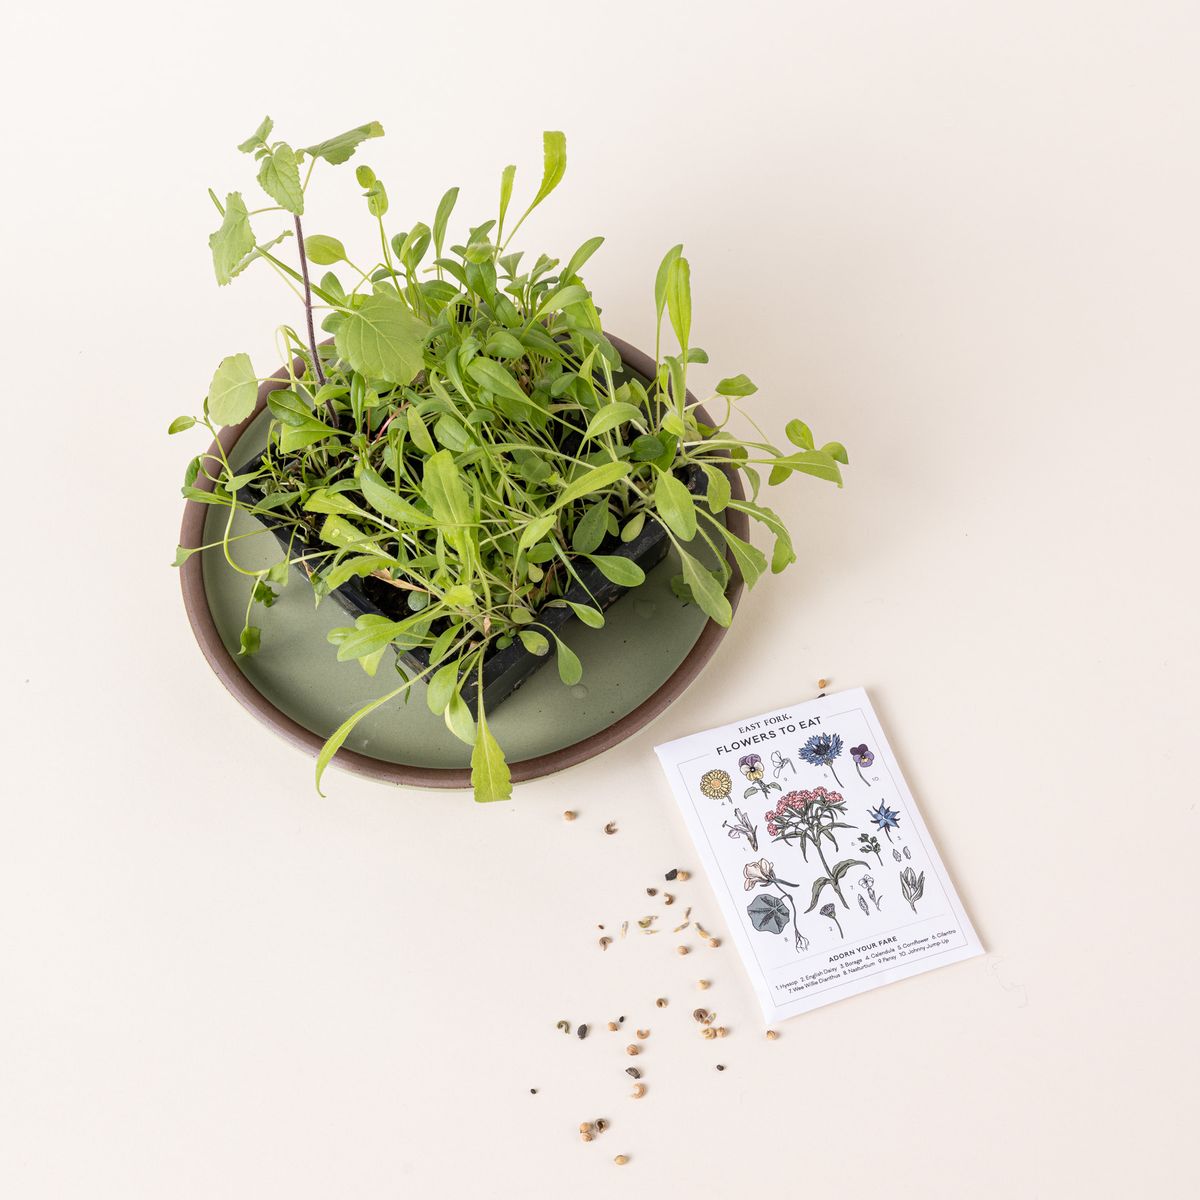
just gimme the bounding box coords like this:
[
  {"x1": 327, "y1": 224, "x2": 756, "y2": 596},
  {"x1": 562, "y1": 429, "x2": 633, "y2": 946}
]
[
  {"x1": 765, "y1": 788, "x2": 867, "y2": 911},
  {"x1": 859, "y1": 874, "x2": 882, "y2": 911},
  {"x1": 743, "y1": 858, "x2": 809, "y2": 951},
  {"x1": 849, "y1": 743, "x2": 874, "y2": 786},
  {"x1": 699, "y1": 768, "x2": 733, "y2": 800},
  {"x1": 770, "y1": 749, "x2": 794, "y2": 779},
  {"x1": 867, "y1": 801, "x2": 901, "y2": 843},
  {"x1": 722, "y1": 807, "x2": 759, "y2": 852},
  {"x1": 798, "y1": 732, "x2": 844, "y2": 785},
  {"x1": 857, "y1": 833, "x2": 884, "y2": 867},
  {"x1": 858, "y1": 894, "x2": 870, "y2": 917},
  {"x1": 819, "y1": 902, "x2": 845, "y2": 939},
  {"x1": 892, "y1": 848, "x2": 902, "y2": 863},
  {"x1": 903, "y1": 845, "x2": 911, "y2": 860},
  {"x1": 739, "y1": 753, "x2": 783, "y2": 801},
  {"x1": 900, "y1": 867, "x2": 926, "y2": 913}
]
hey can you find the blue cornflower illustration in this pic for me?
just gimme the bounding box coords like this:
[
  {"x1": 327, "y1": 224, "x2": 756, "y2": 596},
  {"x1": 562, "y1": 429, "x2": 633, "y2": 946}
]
[
  {"x1": 867, "y1": 801, "x2": 901, "y2": 843},
  {"x1": 798, "y1": 732, "x2": 844, "y2": 786}
]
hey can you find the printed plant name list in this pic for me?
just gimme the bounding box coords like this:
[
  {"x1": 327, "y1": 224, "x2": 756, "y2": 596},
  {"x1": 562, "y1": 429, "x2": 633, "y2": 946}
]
[{"x1": 655, "y1": 688, "x2": 983, "y2": 1021}]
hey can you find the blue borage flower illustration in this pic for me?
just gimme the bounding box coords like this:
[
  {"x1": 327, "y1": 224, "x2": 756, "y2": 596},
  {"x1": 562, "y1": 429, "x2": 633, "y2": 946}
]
[
  {"x1": 739, "y1": 753, "x2": 782, "y2": 801},
  {"x1": 799, "y1": 732, "x2": 844, "y2": 786},
  {"x1": 849, "y1": 743, "x2": 874, "y2": 786},
  {"x1": 867, "y1": 801, "x2": 901, "y2": 843},
  {"x1": 743, "y1": 858, "x2": 809, "y2": 951}
]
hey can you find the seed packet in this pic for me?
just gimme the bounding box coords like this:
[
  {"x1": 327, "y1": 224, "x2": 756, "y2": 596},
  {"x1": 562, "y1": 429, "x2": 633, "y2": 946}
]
[{"x1": 654, "y1": 688, "x2": 982, "y2": 1020}]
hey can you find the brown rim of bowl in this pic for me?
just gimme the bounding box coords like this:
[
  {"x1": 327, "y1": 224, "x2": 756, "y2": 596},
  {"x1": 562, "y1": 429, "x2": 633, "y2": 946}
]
[{"x1": 178, "y1": 332, "x2": 748, "y2": 788}]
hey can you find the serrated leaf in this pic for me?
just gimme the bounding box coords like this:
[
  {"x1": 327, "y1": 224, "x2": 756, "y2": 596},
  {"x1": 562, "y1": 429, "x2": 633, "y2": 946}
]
[
  {"x1": 206, "y1": 353, "x2": 257, "y2": 426},
  {"x1": 208, "y1": 192, "x2": 254, "y2": 285},
  {"x1": 303, "y1": 121, "x2": 385, "y2": 165},
  {"x1": 335, "y1": 294, "x2": 430, "y2": 385},
  {"x1": 237, "y1": 116, "x2": 273, "y2": 153},
  {"x1": 257, "y1": 142, "x2": 304, "y2": 214}
]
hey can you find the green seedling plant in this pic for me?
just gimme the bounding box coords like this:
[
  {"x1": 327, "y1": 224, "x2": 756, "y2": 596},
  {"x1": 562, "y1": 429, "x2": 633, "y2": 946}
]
[{"x1": 171, "y1": 117, "x2": 849, "y2": 803}]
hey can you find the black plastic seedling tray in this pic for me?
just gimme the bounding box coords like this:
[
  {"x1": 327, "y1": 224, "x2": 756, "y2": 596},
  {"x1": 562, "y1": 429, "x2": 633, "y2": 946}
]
[{"x1": 238, "y1": 452, "x2": 705, "y2": 715}]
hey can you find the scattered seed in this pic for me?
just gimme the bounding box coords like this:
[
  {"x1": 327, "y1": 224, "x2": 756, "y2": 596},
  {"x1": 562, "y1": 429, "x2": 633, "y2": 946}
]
[
  {"x1": 596, "y1": 1118, "x2": 609, "y2": 1133},
  {"x1": 556, "y1": 1020, "x2": 571, "y2": 1034},
  {"x1": 637, "y1": 917, "x2": 655, "y2": 929},
  {"x1": 692, "y1": 1008, "x2": 709, "y2": 1023},
  {"x1": 604, "y1": 821, "x2": 618, "y2": 835},
  {"x1": 625, "y1": 1044, "x2": 639, "y2": 1056},
  {"x1": 599, "y1": 937, "x2": 612, "y2": 951},
  {"x1": 701, "y1": 1027, "x2": 717, "y2": 1040},
  {"x1": 530, "y1": 1088, "x2": 538, "y2": 1094},
  {"x1": 818, "y1": 678, "x2": 828, "y2": 689},
  {"x1": 625, "y1": 1067, "x2": 641, "y2": 1079},
  {"x1": 630, "y1": 1083, "x2": 646, "y2": 1099},
  {"x1": 716, "y1": 1027, "x2": 729, "y2": 1038},
  {"x1": 684, "y1": 906, "x2": 692, "y2": 919},
  {"x1": 580, "y1": 1122, "x2": 594, "y2": 1134},
  {"x1": 697, "y1": 979, "x2": 710, "y2": 990},
  {"x1": 708, "y1": 938, "x2": 721, "y2": 948},
  {"x1": 695, "y1": 924, "x2": 711, "y2": 940},
  {"x1": 563, "y1": 810, "x2": 576, "y2": 822},
  {"x1": 664, "y1": 893, "x2": 675, "y2": 905},
  {"x1": 614, "y1": 1155, "x2": 629, "y2": 1166},
  {"x1": 646, "y1": 887, "x2": 657, "y2": 896},
  {"x1": 580, "y1": 1130, "x2": 594, "y2": 1143},
  {"x1": 716, "y1": 1064, "x2": 725, "y2": 1071},
  {"x1": 619, "y1": 1016, "x2": 625, "y2": 1023},
  {"x1": 665, "y1": 869, "x2": 678, "y2": 881},
  {"x1": 672, "y1": 921, "x2": 690, "y2": 933},
  {"x1": 677, "y1": 945, "x2": 690, "y2": 956},
  {"x1": 676, "y1": 869, "x2": 690, "y2": 881},
  {"x1": 765, "y1": 1029, "x2": 779, "y2": 1041},
  {"x1": 655, "y1": 997, "x2": 668, "y2": 1009},
  {"x1": 620, "y1": 921, "x2": 628, "y2": 938},
  {"x1": 607, "y1": 1021, "x2": 619, "y2": 1032},
  {"x1": 577, "y1": 1024, "x2": 589, "y2": 1040},
  {"x1": 636, "y1": 1029, "x2": 650, "y2": 1040}
]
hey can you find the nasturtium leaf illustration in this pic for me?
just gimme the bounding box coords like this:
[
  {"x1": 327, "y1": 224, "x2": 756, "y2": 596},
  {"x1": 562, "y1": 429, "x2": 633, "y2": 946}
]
[{"x1": 748, "y1": 892, "x2": 790, "y2": 935}]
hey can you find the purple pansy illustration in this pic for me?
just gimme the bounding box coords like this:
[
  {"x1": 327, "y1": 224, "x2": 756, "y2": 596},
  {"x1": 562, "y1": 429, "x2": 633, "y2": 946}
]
[
  {"x1": 739, "y1": 753, "x2": 782, "y2": 801},
  {"x1": 849, "y1": 743, "x2": 874, "y2": 786}
]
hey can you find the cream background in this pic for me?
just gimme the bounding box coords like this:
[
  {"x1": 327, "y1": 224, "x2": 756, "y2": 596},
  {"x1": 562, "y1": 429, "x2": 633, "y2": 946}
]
[{"x1": 2, "y1": 2, "x2": 1196, "y2": 1196}]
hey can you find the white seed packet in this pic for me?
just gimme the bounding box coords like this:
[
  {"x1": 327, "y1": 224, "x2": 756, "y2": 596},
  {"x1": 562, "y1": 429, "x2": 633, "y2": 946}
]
[{"x1": 654, "y1": 688, "x2": 983, "y2": 1021}]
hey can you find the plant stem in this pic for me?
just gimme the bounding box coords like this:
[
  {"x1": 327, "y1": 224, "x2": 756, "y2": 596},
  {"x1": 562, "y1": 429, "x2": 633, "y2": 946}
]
[
  {"x1": 815, "y1": 840, "x2": 848, "y2": 908},
  {"x1": 293, "y1": 215, "x2": 326, "y2": 387}
]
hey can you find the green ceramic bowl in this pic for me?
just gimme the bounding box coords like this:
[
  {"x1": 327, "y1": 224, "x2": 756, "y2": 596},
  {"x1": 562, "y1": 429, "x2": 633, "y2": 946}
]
[{"x1": 179, "y1": 335, "x2": 747, "y2": 789}]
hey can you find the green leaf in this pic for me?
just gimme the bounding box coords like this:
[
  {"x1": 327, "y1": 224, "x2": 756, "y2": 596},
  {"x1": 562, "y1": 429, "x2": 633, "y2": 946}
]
[
  {"x1": 586, "y1": 554, "x2": 645, "y2": 587},
  {"x1": 571, "y1": 500, "x2": 609, "y2": 554},
  {"x1": 358, "y1": 467, "x2": 435, "y2": 526},
  {"x1": 585, "y1": 402, "x2": 644, "y2": 440},
  {"x1": 821, "y1": 440, "x2": 849, "y2": 464},
  {"x1": 561, "y1": 235, "x2": 605, "y2": 281},
  {"x1": 553, "y1": 634, "x2": 583, "y2": 685},
  {"x1": 316, "y1": 678, "x2": 413, "y2": 796},
  {"x1": 529, "y1": 130, "x2": 566, "y2": 213},
  {"x1": 433, "y1": 186, "x2": 459, "y2": 258},
  {"x1": 654, "y1": 243, "x2": 684, "y2": 320},
  {"x1": 303, "y1": 120, "x2": 385, "y2": 165},
  {"x1": 518, "y1": 513, "x2": 557, "y2": 554},
  {"x1": 716, "y1": 522, "x2": 767, "y2": 589},
  {"x1": 238, "y1": 626, "x2": 261, "y2": 656},
  {"x1": 278, "y1": 417, "x2": 338, "y2": 452},
  {"x1": 518, "y1": 629, "x2": 550, "y2": 656},
  {"x1": 498, "y1": 163, "x2": 516, "y2": 233},
  {"x1": 785, "y1": 419, "x2": 814, "y2": 450},
  {"x1": 630, "y1": 434, "x2": 666, "y2": 462},
  {"x1": 775, "y1": 449, "x2": 843, "y2": 486},
  {"x1": 421, "y1": 449, "x2": 472, "y2": 541},
  {"x1": 206, "y1": 353, "x2": 257, "y2": 426},
  {"x1": 304, "y1": 234, "x2": 346, "y2": 265},
  {"x1": 701, "y1": 464, "x2": 731, "y2": 513},
  {"x1": 426, "y1": 661, "x2": 459, "y2": 716},
  {"x1": 467, "y1": 357, "x2": 529, "y2": 406},
  {"x1": 665, "y1": 256, "x2": 692, "y2": 351},
  {"x1": 553, "y1": 461, "x2": 631, "y2": 510},
  {"x1": 406, "y1": 406, "x2": 436, "y2": 455},
  {"x1": 567, "y1": 601, "x2": 604, "y2": 628},
  {"x1": 266, "y1": 388, "x2": 312, "y2": 426},
  {"x1": 620, "y1": 512, "x2": 646, "y2": 542},
  {"x1": 727, "y1": 499, "x2": 796, "y2": 573},
  {"x1": 334, "y1": 615, "x2": 406, "y2": 662},
  {"x1": 168, "y1": 415, "x2": 195, "y2": 435},
  {"x1": 335, "y1": 294, "x2": 430, "y2": 385},
  {"x1": 678, "y1": 548, "x2": 732, "y2": 625},
  {"x1": 716, "y1": 374, "x2": 757, "y2": 397},
  {"x1": 237, "y1": 116, "x2": 273, "y2": 153},
  {"x1": 654, "y1": 470, "x2": 697, "y2": 541},
  {"x1": 208, "y1": 192, "x2": 254, "y2": 285},
  {"x1": 484, "y1": 330, "x2": 525, "y2": 359},
  {"x1": 256, "y1": 142, "x2": 304, "y2": 214},
  {"x1": 471, "y1": 707, "x2": 512, "y2": 803},
  {"x1": 444, "y1": 692, "x2": 477, "y2": 745}
]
